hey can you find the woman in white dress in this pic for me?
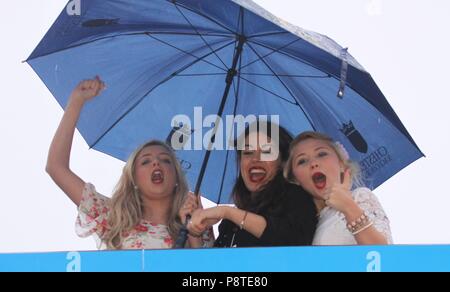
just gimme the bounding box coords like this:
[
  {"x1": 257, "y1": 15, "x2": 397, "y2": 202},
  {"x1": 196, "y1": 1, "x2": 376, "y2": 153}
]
[{"x1": 284, "y1": 131, "x2": 392, "y2": 245}]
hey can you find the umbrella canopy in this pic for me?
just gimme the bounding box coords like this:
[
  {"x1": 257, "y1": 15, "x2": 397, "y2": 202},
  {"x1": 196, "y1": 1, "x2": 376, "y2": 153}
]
[{"x1": 27, "y1": 0, "x2": 423, "y2": 203}]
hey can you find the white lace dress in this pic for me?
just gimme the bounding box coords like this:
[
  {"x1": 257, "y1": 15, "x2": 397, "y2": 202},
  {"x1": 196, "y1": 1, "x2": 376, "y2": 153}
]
[{"x1": 312, "y1": 187, "x2": 393, "y2": 245}]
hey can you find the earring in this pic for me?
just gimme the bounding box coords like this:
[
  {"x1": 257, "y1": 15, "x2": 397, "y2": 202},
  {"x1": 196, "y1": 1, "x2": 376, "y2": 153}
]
[{"x1": 133, "y1": 185, "x2": 139, "y2": 198}]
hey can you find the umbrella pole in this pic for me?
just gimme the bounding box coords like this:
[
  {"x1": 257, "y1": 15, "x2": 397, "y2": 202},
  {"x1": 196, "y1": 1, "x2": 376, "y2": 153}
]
[{"x1": 174, "y1": 35, "x2": 246, "y2": 248}]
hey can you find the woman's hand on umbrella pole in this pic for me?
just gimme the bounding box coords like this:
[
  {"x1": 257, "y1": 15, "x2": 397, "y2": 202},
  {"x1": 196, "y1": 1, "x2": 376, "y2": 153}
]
[
  {"x1": 178, "y1": 192, "x2": 201, "y2": 224},
  {"x1": 187, "y1": 207, "x2": 223, "y2": 236},
  {"x1": 70, "y1": 76, "x2": 106, "y2": 105}
]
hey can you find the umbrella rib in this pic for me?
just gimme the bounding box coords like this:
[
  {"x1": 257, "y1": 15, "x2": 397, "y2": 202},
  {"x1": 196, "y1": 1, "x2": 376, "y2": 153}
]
[
  {"x1": 247, "y1": 39, "x2": 341, "y2": 82},
  {"x1": 171, "y1": 1, "x2": 230, "y2": 70},
  {"x1": 247, "y1": 31, "x2": 289, "y2": 39},
  {"x1": 237, "y1": 76, "x2": 297, "y2": 106},
  {"x1": 145, "y1": 31, "x2": 232, "y2": 37},
  {"x1": 176, "y1": 73, "x2": 227, "y2": 77},
  {"x1": 240, "y1": 73, "x2": 330, "y2": 78},
  {"x1": 89, "y1": 40, "x2": 236, "y2": 149},
  {"x1": 169, "y1": 40, "x2": 236, "y2": 76},
  {"x1": 166, "y1": 0, "x2": 236, "y2": 35},
  {"x1": 26, "y1": 31, "x2": 233, "y2": 62},
  {"x1": 240, "y1": 38, "x2": 301, "y2": 70},
  {"x1": 146, "y1": 33, "x2": 228, "y2": 72},
  {"x1": 245, "y1": 42, "x2": 317, "y2": 130}
]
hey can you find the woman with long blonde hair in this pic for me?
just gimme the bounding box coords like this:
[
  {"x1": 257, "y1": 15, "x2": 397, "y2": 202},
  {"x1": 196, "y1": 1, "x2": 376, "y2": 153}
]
[
  {"x1": 284, "y1": 131, "x2": 392, "y2": 245},
  {"x1": 46, "y1": 76, "x2": 213, "y2": 249}
]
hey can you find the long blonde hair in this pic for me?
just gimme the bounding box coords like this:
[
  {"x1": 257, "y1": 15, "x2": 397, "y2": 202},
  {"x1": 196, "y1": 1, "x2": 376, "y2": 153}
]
[
  {"x1": 283, "y1": 131, "x2": 364, "y2": 188},
  {"x1": 103, "y1": 140, "x2": 188, "y2": 249}
]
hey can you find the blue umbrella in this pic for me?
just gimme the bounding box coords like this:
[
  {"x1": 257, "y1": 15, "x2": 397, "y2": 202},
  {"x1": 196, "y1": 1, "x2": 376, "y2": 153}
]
[{"x1": 27, "y1": 0, "x2": 423, "y2": 204}]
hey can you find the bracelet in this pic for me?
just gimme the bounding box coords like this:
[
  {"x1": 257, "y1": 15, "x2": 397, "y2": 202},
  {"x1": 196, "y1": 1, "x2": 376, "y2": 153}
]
[
  {"x1": 346, "y1": 212, "x2": 371, "y2": 234},
  {"x1": 239, "y1": 211, "x2": 248, "y2": 230},
  {"x1": 352, "y1": 221, "x2": 373, "y2": 235},
  {"x1": 188, "y1": 231, "x2": 201, "y2": 238}
]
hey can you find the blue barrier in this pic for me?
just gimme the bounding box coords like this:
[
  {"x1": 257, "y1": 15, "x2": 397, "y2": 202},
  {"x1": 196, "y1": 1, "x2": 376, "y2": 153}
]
[{"x1": 1, "y1": 245, "x2": 449, "y2": 272}]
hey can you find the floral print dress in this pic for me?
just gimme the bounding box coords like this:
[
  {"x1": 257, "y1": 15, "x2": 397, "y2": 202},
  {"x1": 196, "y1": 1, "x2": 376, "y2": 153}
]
[{"x1": 76, "y1": 183, "x2": 214, "y2": 250}]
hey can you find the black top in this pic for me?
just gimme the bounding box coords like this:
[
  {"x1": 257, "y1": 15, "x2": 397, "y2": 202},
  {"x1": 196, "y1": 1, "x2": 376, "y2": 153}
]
[{"x1": 214, "y1": 183, "x2": 317, "y2": 247}]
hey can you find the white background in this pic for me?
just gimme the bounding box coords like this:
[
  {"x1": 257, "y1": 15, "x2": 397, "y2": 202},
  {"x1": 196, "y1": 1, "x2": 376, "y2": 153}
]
[{"x1": 0, "y1": 0, "x2": 449, "y2": 253}]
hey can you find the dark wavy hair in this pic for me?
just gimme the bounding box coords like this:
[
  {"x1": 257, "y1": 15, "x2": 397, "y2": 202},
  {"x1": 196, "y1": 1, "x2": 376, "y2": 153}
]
[{"x1": 231, "y1": 120, "x2": 294, "y2": 213}]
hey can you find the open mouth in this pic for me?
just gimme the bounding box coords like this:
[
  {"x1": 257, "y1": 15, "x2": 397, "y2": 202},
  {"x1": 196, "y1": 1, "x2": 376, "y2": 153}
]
[
  {"x1": 248, "y1": 167, "x2": 267, "y2": 183},
  {"x1": 151, "y1": 169, "x2": 164, "y2": 184},
  {"x1": 312, "y1": 172, "x2": 327, "y2": 190}
]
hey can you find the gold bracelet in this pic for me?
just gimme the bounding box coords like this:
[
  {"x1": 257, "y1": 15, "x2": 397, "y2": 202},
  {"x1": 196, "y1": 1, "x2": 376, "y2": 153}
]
[
  {"x1": 239, "y1": 211, "x2": 248, "y2": 230},
  {"x1": 352, "y1": 221, "x2": 373, "y2": 235},
  {"x1": 346, "y1": 212, "x2": 370, "y2": 234}
]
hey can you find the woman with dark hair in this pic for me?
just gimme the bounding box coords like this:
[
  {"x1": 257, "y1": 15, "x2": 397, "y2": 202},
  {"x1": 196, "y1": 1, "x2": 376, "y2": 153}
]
[{"x1": 187, "y1": 121, "x2": 317, "y2": 247}]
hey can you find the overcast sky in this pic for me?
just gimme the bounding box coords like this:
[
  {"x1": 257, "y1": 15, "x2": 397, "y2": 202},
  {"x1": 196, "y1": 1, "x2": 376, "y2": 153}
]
[{"x1": 1, "y1": 0, "x2": 449, "y2": 253}]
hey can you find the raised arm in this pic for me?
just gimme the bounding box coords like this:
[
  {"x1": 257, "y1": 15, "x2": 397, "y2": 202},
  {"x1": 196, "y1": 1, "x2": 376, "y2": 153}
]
[{"x1": 46, "y1": 76, "x2": 105, "y2": 206}]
